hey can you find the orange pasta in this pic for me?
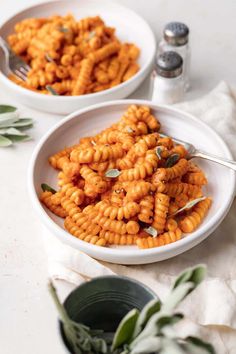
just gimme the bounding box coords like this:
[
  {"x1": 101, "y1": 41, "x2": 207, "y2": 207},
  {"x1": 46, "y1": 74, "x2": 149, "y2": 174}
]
[
  {"x1": 8, "y1": 15, "x2": 140, "y2": 95},
  {"x1": 40, "y1": 105, "x2": 212, "y2": 249},
  {"x1": 136, "y1": 228, "x2": 182, "y2": 249},
  {"x1": 179, "y1": 198, "x2": 212, "y2": 233}
]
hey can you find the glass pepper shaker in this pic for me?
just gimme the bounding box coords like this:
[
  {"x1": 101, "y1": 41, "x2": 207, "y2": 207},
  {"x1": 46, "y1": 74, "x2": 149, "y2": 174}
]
[
  {"x1": 152, "y1": 51, "x2": 184, "y2": 105},
  {"x1": 158, "y1": 22, "x2": 190, "y2": 90}
]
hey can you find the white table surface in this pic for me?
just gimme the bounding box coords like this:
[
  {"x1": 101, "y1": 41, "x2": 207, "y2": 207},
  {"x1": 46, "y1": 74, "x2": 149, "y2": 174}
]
[{"x1": 1, "y1": 0, "x2": 236, "y2": 353}]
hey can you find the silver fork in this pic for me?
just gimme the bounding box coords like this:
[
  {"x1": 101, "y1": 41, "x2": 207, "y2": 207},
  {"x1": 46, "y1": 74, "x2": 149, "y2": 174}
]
[
  {"x1": 0, "y1": 36, "x2": 30, "y2": 81},
  {"x1": 160, "y1": 133, "x2": 236, "y2": 171}
]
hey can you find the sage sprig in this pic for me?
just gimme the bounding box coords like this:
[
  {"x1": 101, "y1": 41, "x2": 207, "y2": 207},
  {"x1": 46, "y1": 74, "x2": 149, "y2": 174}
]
[
  {"x1": 49, "y1": 282, "x2": 107, "y2": 354},
  {"x1": 49, "y1": 265, "x2": 215, "y2": 354},
  {"x1": 112, "y1": 265, "x2": 215, "y2": 354},
  {"x1": 0, "y1": 105, "x2": 34, "y2": 147}
]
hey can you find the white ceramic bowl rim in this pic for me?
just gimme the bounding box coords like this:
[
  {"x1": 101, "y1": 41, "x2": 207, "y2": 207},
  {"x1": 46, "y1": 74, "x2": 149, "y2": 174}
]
[
  {"x1": 0, "y1": 0, "x2": 156, "y2": 101},
  {"x1": 28, "y1": 99, "x2": 236, "y2": 258}
]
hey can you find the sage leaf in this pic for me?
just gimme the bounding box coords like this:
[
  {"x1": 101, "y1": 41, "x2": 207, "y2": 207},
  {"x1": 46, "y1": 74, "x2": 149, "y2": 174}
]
[
  {"x1": 6, "y1": 135, "x2": 31, "y2": 143},
  {"x1": 46, "y1": 85, "x2": 59, "y2": 95},
  {"x1": 157, "y1": 313, "x2": 183, "y2": 330},
  {"x1": 9, "y1": 119, "x2": 34, "y2": 129},
  {"x1": 155, "y1": 146, "x2": 163, "y2": 160},
  {"x1": 184, "y1": 336, "x2": 216, "y2": 354},
  {"x1": 165, "y1": 154, "x2": 180, "y2": 168},
  {"x1": 41, "y1": 183, "x2": 56, "y2": 194},
  {"x1": 2, "y1": 127, "x2": 28, "y2": 136},
  {"x1": 112, "y1": 309, "x2": 139, "y2": 350},
  {"x1": 0, "y1": 111, "x2": 20, "y2": 126},
  {"x1": 132, "y1": 299, "x2": 162, "y2": 339},
  {"x1": 0, "y1": 118, "x2": 33, "y2": 129},
  {"x1": 130, "y1": 336, "x2": 162, "y2": 354},
  {"x1": 160, "y1": 338, "x2": 186, "y2": 354},
  {"x1": 0, "y1": 105, "x2": 17, "y2": 113},
  {"x1": 0, "y1": 135, "x2": 12, "y2": 147},
  {"x1": 161, "y1": 282, "x2": 195, "y2": 313},
  {"x1": 173, "y1": 265, "x2": 206, "y2": 290},
  {"x1": 171, "y1": 197, "x2": 206, "y2": 216},
  {"x1": 130, "y1": 311, "x2": 168, "y2": 348},
  {"x1": 143, "y1": 226, "x2": 158, "y2": 238},
  {"x1": 105, "y1": 169, "x2": 121, "y2": 178}
]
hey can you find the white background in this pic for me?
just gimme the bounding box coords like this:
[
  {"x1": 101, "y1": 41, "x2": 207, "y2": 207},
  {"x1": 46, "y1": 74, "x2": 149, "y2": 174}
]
[{"x1": 0, "y1": 0, "x2": 236, "y2": 353}]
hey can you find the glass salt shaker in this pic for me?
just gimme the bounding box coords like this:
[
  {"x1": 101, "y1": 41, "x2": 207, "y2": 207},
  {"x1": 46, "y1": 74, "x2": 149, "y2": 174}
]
[
  {"x1": 152, "y1": 51, "x2": 184, "y2": 105},
  {"x1": 158, "y1": 22, "x2": 190, "y2": 90}
]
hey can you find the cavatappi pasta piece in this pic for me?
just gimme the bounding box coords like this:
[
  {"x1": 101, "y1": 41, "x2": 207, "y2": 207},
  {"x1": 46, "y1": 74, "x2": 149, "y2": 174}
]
[
  {"x1": 152, "y1": 192, "x2": 170, "y2": 233},
  {"x1": 70, "y1": 143, "x2": 125, "y2": 163},
  {"x1": 40, "y1": 191, "x2": 67, "y2": 218},
  {"x1": 165, "y1": 218, "x2": 178, "y2": 232},
  {"x1": 100, "y1": 230, "x2": 138, "y2": 245},
  {"x1": 118, "y1": 150, "x2": 159, "y2": 181},
  {"x1": 122, "y1": 105, "x2": 160, "y2": 132},
  {"x1": 51, "y1": 191, "x2": 63, "y2": 206},
  {"x1": 49, "y1": 144, "x2": 79, "y2": 169},
  {"x1": 179, "y1": 198, "x2": 212, "y2": 233},
  {"x1": 95, "y1": 130, "x2": 134, "y2": 150},
  {"x1": 110, "y1": 58, "x2": 130, "y2": 87},
  {"x1": 72, "y1": 58, "x2": 94, "y2": 95},
  {"x1": 89, "y1": 42, "x2": 120, "y2": 63},
  {"x1": 57, "y1": 171, "x2": 72, "y2": 187},
  {"x1": 138, "y1": 195, "x2": 154, "y2": 224},
  {"x1": 108, "y1": 57, "x2": 120, "y2": 80},
  {"x1": 123, "y1": 62, "x2": 139, "y2": 82},
  {"x1": 94, "y1": 199, "x2": 140, "y2": 220},
  {"x1": 126, "y1": 181, "x2": 153, "y2": 201},
  {"x1": 87, "y1": 210, "x2": 139, "y2": 235},
  {"x1": 174, "y1": 193, "x2": 189, "y2": 208},
  {"x1": 136, "y1": 228, "x2": 182, "y2": 249},
  {"x1": 152, "y1": 159, "x2": 188, "y2": 183},
  {"x1": 60, "y1": 183, "x2": 85, "y2": 205},
  {"x1": 64, "y1": 217, "x2": 106, "y2": 246},
  {"x1": 89, "y1": 160, "x2": 118, "y2": 172},
  {"x1": 62, "y1": 162, "x2": 81, "y2": 179},
  {"x1": 156, "y1": 181, "x2": 203, "y2": 198},
  {"x1": 132, "y1": 133, "x2": 159, "y2": 156},
  {"x1": 183, "y1": 172, "x2": 207, "y2": 186},
  {"x1": 80, "y1": 165, "x2": 107, "y2": 193}
]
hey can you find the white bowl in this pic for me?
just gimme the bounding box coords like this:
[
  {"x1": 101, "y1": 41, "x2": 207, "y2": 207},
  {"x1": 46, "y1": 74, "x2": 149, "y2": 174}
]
[
  {"x1": 0, "y1": 0, "x2": 156, "y2": 114},
  {"x1": 28, "y1": 100, "x2": 235, "y2": 264}
]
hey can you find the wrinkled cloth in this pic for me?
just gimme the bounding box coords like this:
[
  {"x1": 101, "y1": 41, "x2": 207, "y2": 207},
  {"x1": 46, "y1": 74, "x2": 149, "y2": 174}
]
[{"x1": 44, "y1": 82, "x2": 236, "y2": 352}]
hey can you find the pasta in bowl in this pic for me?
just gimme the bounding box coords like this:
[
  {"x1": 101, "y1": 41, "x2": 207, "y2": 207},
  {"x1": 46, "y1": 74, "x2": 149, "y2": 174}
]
[
  {"x1": 0, "y1": 0, "x2": 155, "y2": 113},
  {"x1": 28, "y1": 100, "x2": 235, "y2": 264}
]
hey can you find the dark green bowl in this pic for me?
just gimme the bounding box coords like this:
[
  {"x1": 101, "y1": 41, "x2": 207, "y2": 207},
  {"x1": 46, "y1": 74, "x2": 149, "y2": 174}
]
[{"x1": 60, "y1": 275, "x2": 157, "y2": 353}]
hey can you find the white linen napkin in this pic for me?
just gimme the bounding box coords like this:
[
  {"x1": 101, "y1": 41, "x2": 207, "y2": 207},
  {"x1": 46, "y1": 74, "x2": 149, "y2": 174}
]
[{"x1": 44, "y1": 81, "x2": 236, "y2": 352}]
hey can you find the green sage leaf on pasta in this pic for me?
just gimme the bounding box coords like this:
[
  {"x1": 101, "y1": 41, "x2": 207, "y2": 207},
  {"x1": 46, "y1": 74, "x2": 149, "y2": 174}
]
[
  {"x1": 41, "y1": 183, "x2": 57, "y2": 194},
  {"x1": 105, "y1": 169, "x2": 121, "y2": 178},
  {"x1": 165, "y1": 153, "x2": 180, "y2": 168}
]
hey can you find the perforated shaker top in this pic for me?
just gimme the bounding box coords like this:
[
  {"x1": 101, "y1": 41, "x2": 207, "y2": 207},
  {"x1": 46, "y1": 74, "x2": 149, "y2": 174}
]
[
  {"x1": 156, "y1": 51, "x2": 183, "y2": 78},
  {"x1": 164, "y1": 22, "x2": 189, "y2": 46}
]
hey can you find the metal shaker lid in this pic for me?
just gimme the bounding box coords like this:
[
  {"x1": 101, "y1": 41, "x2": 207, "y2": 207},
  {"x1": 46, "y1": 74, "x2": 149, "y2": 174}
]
[
  {"x1": 156, "y1": 51, "x2": 183, "y2": 78},
  {"x1": 164, "y1": 22, "x2": 189, "y2": 46}
]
